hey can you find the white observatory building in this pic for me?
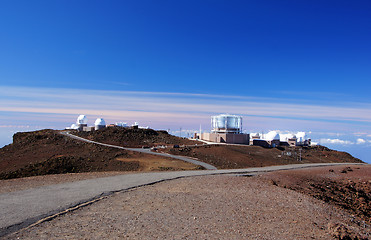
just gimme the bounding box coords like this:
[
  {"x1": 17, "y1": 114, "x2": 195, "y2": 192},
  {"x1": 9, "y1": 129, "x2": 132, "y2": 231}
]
[
  {"x1": 75, "y1": 115, "x2": 88, "y2": 131},
  {"x1": 197, "y1": 114, "x2": 249, "y2": 144},
  {"x1": 95, "y1": 118, "x2": 106, "y2": 130},
  {"x1": 211, "y1": 114, "x2": 242, "y2": 134}
]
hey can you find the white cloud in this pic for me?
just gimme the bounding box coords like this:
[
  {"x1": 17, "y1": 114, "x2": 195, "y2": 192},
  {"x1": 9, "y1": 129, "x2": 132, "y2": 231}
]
[
  {"x1": 312, "y1": 132, "x2": 346, "y2": 137},
  {"x1": 1, "y1": 86, "x2": 371, "y2": 124},
  {"x1": 0, "y1": 125, "x2": 30, "y2": 129},
  {"x1": 356, "y1": 138, "x2": 366, "y2": 144},
  {"x1": 1, "y1": 86, "x2": 371, "y2": 132},
  {"x1": 319, "y1": 138, "x2": 354, "y2": 145}
]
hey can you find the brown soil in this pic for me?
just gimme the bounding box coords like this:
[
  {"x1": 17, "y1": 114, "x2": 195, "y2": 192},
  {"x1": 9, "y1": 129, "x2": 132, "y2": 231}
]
[
  {"x1": 116, "y1": 156, "x2": 198, "y2": 172},
  {"x1": 259, "y1": 164, "x2": 371, "y2": 225},
  {"x1": 8, "y1": 169, "x2": 370, "y2": 239},
  {"x1": 164, "y1": 144, "x2": 363, "y2": 169},
  {"x1": 75, "y1": 126, "x2": 199, "y2": 148},
  {"x1": 0, "y1": 129, "x2": 200, "y2": 180}
]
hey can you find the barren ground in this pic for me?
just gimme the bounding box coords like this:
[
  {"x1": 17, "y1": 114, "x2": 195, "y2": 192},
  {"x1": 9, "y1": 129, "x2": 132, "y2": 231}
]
[
  {"x1": 0, "y1": 172, "x2": 125, "y2": 194},
  {"x1": 0, "y1": 129, "x2": 363, "y2": 180},
  {"x1": 0, "y1": 129, "x2": 201, "y2": 180},
  {"x1": 4, "y1": 164, "x2": 370, "y2": 240},
  {"x1": 164, "y1": 144, "x2": 363, "y2": 169}
]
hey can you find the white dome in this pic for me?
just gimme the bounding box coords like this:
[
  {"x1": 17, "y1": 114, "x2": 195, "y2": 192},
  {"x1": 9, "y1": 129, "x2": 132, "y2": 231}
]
[
  {"x1": 280, "y1": 133, "x2": 295, "y2": 141},
  {"x1": 265, "y1": 131, "x2": 280, "y2": 141},
  {"x1": 70, "y1": 124, "x2": 79, "y2": 130},
  {"x1": 287, "y1": 133, "x2": 294, "y2": 139},
  {"x1": 296, "y1": 132, "x2": 306, "y2": 142},
  {"x1": 76, "y1": 115, "x2": 88, "y2": 125},
  {"x1": 95, "y1": 118, "x2": 106, "y2": 126}
]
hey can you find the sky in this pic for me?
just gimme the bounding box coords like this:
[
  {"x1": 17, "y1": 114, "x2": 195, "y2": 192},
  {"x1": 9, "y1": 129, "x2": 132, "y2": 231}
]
[{"x1": 0, "y1": 0, "x2": 370, "y2": 163}]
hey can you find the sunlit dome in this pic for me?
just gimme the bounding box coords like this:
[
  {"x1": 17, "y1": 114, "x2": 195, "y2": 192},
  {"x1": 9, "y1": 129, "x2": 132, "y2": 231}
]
[
  {"x1": 76, "y1": 115, "x2": 88, "y2": 125},
  {"x1": 70, "y1": 124, "x2": 79, "y2": 130},
  {"x1": 287, "y1": 133, "x2": 295, "y2": 139},
  {"x1": 280, "y1": 133, "x2": 295, "y2": 141},
  {"x1": 296, "y1": 132, "x2": 306, "y2": 142},
  {"x1": 265, "y1": 131, "x2": 280, "y2": 141},
  {"x1": 95, "y1": 118, "x2": 106, "y2": 126}
]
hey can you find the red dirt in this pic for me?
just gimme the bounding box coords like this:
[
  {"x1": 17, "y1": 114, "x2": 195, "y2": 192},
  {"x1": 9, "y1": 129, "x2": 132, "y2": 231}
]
[
  {"x1": 7, "y1": 169, "x2": 370, "y2": 239},
  {"x1": 259, "y1": 164, "x2": 371, "y2": 225},
  {"x1": 0, "y1": 129, "x2": 199, "y2": 180},
  {"x1": 0, "y1": 128, "x2": 363, "y2": 180},
  {"x1": 164, "y1": 144, "x2": 363, "y2": 169}
]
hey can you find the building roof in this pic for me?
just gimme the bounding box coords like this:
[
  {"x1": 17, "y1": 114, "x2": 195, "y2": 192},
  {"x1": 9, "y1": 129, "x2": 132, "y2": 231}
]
[
  {"x1": 265, "y1": 131, "x2": 280, "y2": 141},
  {"x1": 76, "y1": 115, "x2": 88, "y2": 125},
  {"x1": 95, "y1": 118, "x2": 106, "y2": 126}
]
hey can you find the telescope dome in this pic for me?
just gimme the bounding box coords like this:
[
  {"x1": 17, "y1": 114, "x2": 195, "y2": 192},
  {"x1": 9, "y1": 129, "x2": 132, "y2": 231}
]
[
  {"x1": 95, "y1": 118, "x2": 106, "y2": 126},
  {"x1": 95, "y1": 118, "x2": 106, "y2": 130},
  {"x1": 265, "y1": 131, "x2": 280, "y2": 141},
  {"x1": 296, "y1": 132, "x2": 306, "y2": 142},
  {"x1": 76, "y1": 115, "x2": 88, "y2": 125}
]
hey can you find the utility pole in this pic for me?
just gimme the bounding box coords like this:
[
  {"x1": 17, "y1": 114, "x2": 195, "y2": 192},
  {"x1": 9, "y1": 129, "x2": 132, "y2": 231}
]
[{"x1": 179, "y1": 127, "x2": 182, "y2": 138}]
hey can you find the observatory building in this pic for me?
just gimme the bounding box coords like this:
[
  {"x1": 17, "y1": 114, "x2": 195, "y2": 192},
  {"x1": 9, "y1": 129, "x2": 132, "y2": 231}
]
[
  {"x1": 250, "y1": 131, "x2": 311, "y2": 147},
  {"x1": 211, "y1": 114, "x2": 242, "y2": 134},
  {"x1": 94, "y1": 118, "x2": 106, "y2": 130},
  {"x1": 67, "y1": 115, "x2": 107, "y2": 132},
  {"x1": 251, "y1": 131, "x2": 281, "y2": 147},
  {"x1": 68, "y1": 115, "x2": 88, "y2": 131},
  {"x1": 196, "y1": 114, "x2": 249, "y2": 144}
]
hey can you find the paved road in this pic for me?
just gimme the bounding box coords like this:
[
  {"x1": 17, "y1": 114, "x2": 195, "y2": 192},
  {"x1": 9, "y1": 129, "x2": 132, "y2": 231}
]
[
  {"x1": 60, "y1": 132, "x2": 217, "y2": 170},
  {"x1": 0, "y1": 162, "x2": 364, "y2": 237}
]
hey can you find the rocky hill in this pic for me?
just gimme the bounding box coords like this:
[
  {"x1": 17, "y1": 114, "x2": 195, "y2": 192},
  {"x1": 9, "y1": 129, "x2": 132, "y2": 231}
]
[
  {"x1": 164, "y1": 144, "x2": 364, "y2": 169},
  {"x1": 0, "y1": 129, "x2": 199, "y2": 180},
  {"x1": 74, "y1": 126, "x2": 196, "y2": 147},
  {"x1": 0, "y1": 128, "x2": 364, "y2": 179}
]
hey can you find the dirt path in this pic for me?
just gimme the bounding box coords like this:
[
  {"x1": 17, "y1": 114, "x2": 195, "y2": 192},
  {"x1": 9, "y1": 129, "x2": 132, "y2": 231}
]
[
  {"x1": 0, "y1": 163, "x2": 362, "y2": 238},
  {"x1": 8, "y1": 172, "x2": 370, "y2": 239},
  {"x1": 0, "y1": 172, "x2": 126, "y2": 194}
]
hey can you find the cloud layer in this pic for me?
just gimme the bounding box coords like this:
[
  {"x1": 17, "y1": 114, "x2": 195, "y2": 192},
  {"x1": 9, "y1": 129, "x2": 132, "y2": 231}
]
[
  {"x1": 0, "y1": 86, "x2": 370, "y2": 163},
  {"x1": 1, "y1": 86, "x2": 371, "y2": 133}
]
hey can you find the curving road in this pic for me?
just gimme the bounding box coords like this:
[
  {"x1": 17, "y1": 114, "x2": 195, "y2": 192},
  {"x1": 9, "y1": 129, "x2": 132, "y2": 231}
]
[
  {"x1": 0, "y1": 162, "x2": 365, "y2": 237},
  {"x1": 60, "y1": 132, "x2": 217, "y2": 170}
]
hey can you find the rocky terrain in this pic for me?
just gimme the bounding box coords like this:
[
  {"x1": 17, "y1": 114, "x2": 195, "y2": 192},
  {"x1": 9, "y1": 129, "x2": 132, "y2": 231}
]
[
  {"x1": 0, "y1": 127, "x2": 364, "y2": 180},
  {"x1": 0, "y1": 129, "x2": 199, "y2": 180},
  {"x1": 164, "y1": 144, "x2": 363, "y2": 169},
  {"x1": 260, "y1": 165, "x2": 371, "y2": 225},
  {"x1": 75, "y1": 126, "x2": 197, "y2": 148},
  {"x1": 6, "y1": 164, "x2": 370, "y2": 240}
]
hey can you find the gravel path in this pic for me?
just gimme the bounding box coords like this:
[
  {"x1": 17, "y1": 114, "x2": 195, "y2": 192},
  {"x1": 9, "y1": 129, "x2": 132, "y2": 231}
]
[
  {"x1": 8, "y1": 174, "x2": 369, "y2": 239},
  {"x1": 0, "y1": 163, "x2": 364, "y2": 238},
  {"x1": 0, "y1": 172, "x2": 127, "y2": 194}
]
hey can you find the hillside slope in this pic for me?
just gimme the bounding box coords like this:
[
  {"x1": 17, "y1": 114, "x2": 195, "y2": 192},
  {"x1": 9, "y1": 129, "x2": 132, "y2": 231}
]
[
  {"x1": 75, "y1": 127, "x2": 196, "y2": 148},
  {"x1": 0, "y1": 129, "x2": 199, "y2": 180},
  {"x1": 164, "y1": 144, "x2": 364, "y2": 169},
  {"x1": 0, "y1": 128, "x2": 364, "y2": 179}
]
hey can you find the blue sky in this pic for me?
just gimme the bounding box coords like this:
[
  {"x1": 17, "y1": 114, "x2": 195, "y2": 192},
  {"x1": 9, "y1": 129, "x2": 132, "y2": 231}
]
[{"x1": 0, "y1": 1, "x2": 370, "y2": 163}]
